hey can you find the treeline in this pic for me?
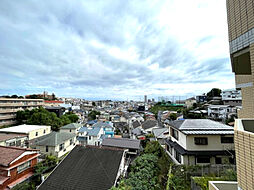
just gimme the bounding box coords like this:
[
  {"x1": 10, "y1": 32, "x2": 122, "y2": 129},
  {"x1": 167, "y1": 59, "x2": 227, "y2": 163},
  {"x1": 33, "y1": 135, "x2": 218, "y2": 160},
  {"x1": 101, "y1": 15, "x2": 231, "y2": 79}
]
[
  {"x1": 112, "y1": 141, "x2": 171, "y2": 190},
  {"x1": 17, "y1": 107, "x2": 79, "y2": 131}
]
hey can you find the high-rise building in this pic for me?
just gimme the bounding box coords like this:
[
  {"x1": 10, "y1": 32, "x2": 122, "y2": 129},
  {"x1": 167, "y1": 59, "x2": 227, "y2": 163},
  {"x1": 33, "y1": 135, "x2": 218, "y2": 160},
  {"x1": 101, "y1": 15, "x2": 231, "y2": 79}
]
[
  {"x1": 226, "y1": 1, "x2": 254, "y2": 190},
  {"x1": 144, "y1": 95, "x2": 147, "y2": 103}
]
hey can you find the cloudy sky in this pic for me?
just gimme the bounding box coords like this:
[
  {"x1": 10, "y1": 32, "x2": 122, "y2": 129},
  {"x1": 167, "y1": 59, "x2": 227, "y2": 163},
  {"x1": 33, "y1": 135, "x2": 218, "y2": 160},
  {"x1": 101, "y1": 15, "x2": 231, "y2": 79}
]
[{"x1": 0, "y1": 0, "x2": 234, "y2": 100}]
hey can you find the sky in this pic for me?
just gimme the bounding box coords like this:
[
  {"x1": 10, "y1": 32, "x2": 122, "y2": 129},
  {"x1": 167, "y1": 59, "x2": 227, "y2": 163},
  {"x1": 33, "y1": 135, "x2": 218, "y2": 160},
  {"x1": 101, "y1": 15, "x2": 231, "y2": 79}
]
[{"x1": 0, "y1": 0, "x2": 235, "y2": 101}]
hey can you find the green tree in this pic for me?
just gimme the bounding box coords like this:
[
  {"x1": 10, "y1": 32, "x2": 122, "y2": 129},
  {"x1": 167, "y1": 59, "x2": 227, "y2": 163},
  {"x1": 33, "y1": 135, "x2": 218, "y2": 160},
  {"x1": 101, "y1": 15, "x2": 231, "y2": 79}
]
[
  {"x1": 207, "y1": 88, "x2": 222, "y2": 98},
  {"x1": 169, "y1": 113, "x2": 177, "y2": 120},
  {"x1": 88, "y1": 110, "x2": 100, "y2": 120},
  {"x1": 60, "y1": 115, "x2": 72, "y2": 125}
]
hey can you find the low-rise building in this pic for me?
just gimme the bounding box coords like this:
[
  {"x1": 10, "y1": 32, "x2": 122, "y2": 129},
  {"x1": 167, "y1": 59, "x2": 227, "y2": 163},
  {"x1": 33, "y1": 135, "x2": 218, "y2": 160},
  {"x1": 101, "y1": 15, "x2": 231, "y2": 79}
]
[
  {"x1": 196, "y1": 95, "x2": 207, "y2": 103},
  {"x1": 165, "y1": 119, "x2": 234, "y2": 165},
  {"x1": 0, "y1": 125, "x2": 51, "y2": 147},
  {"x1": 93, "y1": 122, "x2": 115, "y2": 138},
  {"x1": 141, "y1": 120, "x2": 159, "y2": 133},
  {"x1": 152, "y1": 128, "x2": 169, "y2": 144},
  {"x1": 185, "y1": 97, "x2": 197, "y2": 109},
  {"x1": 32, "y1": 132, "x2": 76, "y2": 158},
  {"x1": 0, "y1": 133, "x2": 28, "y2": 147},
  {"x1": 208, "y1": 105, "x2": 237, "y2": 121},
  {"x1": 0, "y1": 98, "x2": 44, "y2": 127},
  {"x1": 78, "y1": 127, "x2": 104, "y2": 146},
  {"x1": 0, "y1": 146, "x2": 40, "y2": 189},
  {"x1": 221, "y1": 89, "x2": 242, "y2": 106},
  {"x1": 37, "y1": 145, "x2": 127, "y2": 190},
  {"x1": 60, "y1": 123, "x2": 83, "y2": 135},
  {"x1": 102, "y1": 138, "x2": 141, "y2": 155}
]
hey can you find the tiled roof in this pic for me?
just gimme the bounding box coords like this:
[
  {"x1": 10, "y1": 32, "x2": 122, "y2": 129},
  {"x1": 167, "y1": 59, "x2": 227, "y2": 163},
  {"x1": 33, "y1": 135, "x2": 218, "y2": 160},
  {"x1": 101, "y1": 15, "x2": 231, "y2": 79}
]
[
  {"x1": 142, "y1": 120, "x2": 158, "y2": 130},
  {"x1": 34, "y1": 132, "x2": 76, "y2": 146},
  {"x1": 38, "y1": 145, "x2": 124, "y2": 190},
  {"x1": 152, "y1": 128, "x2": 168, "y2": 138},
  {"x1": 93, "y1": 122, "x2": 113, "y2": 128},
  {"x1": 132, "y1": 120, "x2": 141, "y2": 128},
  {"x1": 61, "y1": 123, "x2": 83, "y2": 129},
  {"x1": 0, "y1": 133, "x2": 27, "y2": 142},
  {"x1": 168, "y1": 119, "x2": 234, "y2": 135},
  {"x1": 102, "y1": 138, "x2": 140, "y2": 150},
  {"x1": 79, "y1": 127, "x2": 102, "y2": 136},
  {"x1": 0, "y1": 146, "x2": 37, "y2": 167}
]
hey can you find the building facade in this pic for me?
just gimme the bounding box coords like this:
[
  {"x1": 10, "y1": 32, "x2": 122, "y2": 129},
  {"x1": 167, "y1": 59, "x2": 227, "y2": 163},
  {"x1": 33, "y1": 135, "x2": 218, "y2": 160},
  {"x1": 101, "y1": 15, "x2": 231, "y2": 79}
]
[
  {"x1": 221, "y1": 89, "x2": 242, "y2": 106},
  {"x1": 0, "y1": 98, "x2": 44, "y2": 127},
  {"x1": 226, "y1": 1, "x2": 254, "y2": 190}
]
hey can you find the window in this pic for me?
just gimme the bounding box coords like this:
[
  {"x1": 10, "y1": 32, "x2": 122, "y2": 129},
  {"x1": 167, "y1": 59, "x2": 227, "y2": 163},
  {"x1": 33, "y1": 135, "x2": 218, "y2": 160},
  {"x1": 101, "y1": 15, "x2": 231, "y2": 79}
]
[
  {"x1": 70, "y1": 139, "x2": 73, "y2": 145},
  {"x1": 174, "y1": 149, "x2": 181, "y2": 163},
  {"x1": 8, "y1": 141, "x2": 16, "y2": 146},
  {"x1": 46, "y1": 146, "x2": 48, "y2": 152},
  {"x1": 35, "y1": 132, "x2": 38, "y2": 136},
  {"x1": 43, "y1": 129, "x2": 46, "y2": 134},
  {"x1": 232, "y1": 48, "x2": 251, "y2": 75},
  {"x1": 170, "y1": 128, "x2": 178, "y2": 140},
  {"x1": 221, "y1": 136, "x2": 234, "y2": 143},
  {"x1": 16, "y1": 140, "x2": 21, "y2": 146},
  {"x1": 194, "y1": 137, "x2": 208, "y2": 145},
  {"x1": 17, "y1": 161, "x2": 31, "y2": 173},
  {"x1": 89, "y1": 136, "x2": 91, "y2": 140},
  {"x1": 197, "y1": 156, "x2": 210, "y2": 164},
  {"x1": 59, "y1": 143, "x2": 64, "y2": 151}
]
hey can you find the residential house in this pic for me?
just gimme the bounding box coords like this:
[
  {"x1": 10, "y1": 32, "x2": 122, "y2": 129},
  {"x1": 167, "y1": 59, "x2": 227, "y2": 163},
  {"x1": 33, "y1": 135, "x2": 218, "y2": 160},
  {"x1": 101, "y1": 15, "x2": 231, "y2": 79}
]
[
  {"x1": 141, "y1": 120, "x2": 159, "y2": 133},
  {"x1": 221, "y1": 89, "x2": 242, "y2": 106},
  {"x1": 60, "y1": 123, "x2": 83, "y2": 135},
  {"x1": 165, "y1": 119, "x2": 234, "y2": 165},
  {"x1": 44, "y1": 106, "x2": 65, "y2": 117},
  {"x1": 78, "y1": 126, "x2": 104, "y2": 146},
  {"x1": 0, "y1": 133, "x2": 28, "y2": 147},
  {"x1": 185, "y1": 97, "x2": 197, "y2": 109},
  {"x1": 44, "y1": 100, "x2": 64, "y2": 107},
  {"x1": 152, "y1": 128, "x2": 169, "y2": 145},
  {"x1": 32, "y1": 132, "x2": 76, "y2": 158},
  {"x1": 208, "y1": 105, "x2": 237, "y2": 121},
  {"x1": 102, "y1": 138, "x2": 141, "y2": 155},
  {"x1": 196, "y1": 95, "x2": 207, "y2": 103},
  {"x1": 0, "y1": 125, "x2": 51, "y2": 147},
  {"x1": 0, "y1": 146, "x2": 40, "y2": 189},
  {"x1": 93, "y1": 122, "x2": 115, "y2": 138},
  {"x1": 37, "y1": 145, "x2": 127, "y2": 190}
]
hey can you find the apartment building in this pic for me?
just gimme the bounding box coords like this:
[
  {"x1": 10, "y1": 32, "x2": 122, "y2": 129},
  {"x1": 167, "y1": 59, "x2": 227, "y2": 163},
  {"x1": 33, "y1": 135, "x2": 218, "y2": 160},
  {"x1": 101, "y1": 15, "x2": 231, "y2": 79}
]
[
  {"x1": 165, "y1": 119, "x2": 234, "y2": 166},
  {"x1": 221, "y1": 89, "x2": 242, "y2": 106},
  {"x1": 225, "y1": 1, "x2": 254, "y2": 190},
  {"x1": 0, "y1": 98, "x2": 44, "y2": 127}
]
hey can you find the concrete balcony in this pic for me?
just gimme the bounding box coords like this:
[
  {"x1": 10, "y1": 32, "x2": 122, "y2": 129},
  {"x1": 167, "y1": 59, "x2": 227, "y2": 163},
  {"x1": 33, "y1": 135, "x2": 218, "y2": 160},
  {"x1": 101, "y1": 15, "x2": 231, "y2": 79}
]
[
  {"x1": 0, "y1": 109, "x2": 19, "y2": 113},
  {"x1": 0, "y1": 115, "x2": 16, "y2": 120},
  {"x1": 0, "y1": 120, "x2": 17, "y2": 126}
]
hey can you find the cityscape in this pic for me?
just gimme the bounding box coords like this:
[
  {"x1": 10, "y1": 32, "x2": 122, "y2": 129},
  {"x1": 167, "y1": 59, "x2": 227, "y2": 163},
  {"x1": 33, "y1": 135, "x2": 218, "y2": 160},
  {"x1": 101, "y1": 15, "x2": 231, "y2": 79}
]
[{"x1": 0, "y1": 1, "x2": 253, "y2": 190}]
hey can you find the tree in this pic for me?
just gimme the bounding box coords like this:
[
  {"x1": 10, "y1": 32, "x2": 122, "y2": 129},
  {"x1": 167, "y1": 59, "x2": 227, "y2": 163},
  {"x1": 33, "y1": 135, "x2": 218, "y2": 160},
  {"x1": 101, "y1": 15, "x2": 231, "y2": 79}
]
[
  {"x1": 88, "y1": 110, "x2": 100, "y2": 120},
  {"x1": 92, "y1": 102, "x2": 96, "y2": 106},
  {"x1": 169, "y1": 113, "x2": 177, "y2": 120},
  {"x1": 11, "y1": 94, "x2": 18, "y2": 98},
  {"x1": 60, "y1": 115, "x2": 72, "y2": 126},
  {"x1": 207, "y1": 88, "x2": 222, "y2": 98}
]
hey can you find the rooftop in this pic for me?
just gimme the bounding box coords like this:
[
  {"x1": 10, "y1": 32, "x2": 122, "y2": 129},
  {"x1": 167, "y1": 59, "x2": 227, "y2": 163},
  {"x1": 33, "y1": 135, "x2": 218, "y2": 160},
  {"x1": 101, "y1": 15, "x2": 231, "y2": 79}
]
[
  {"x1": 79, "y1": 127, "x2": 102, "y2": 136},
  {"x1": 102, "y1": 138, "x2": 140, "y2": 150},
  {"x1": 0, "y1": 124, "x2": 51, "y2": 134},
  {"x1": 0, "y1": 146, "x2": 38, "y2": 167},
  {"x1": 34, "y1": 132, "x2": 76, "y2": 146},
  {"x1": 38, "y1": 145, "x2": 124, "y2": 190},
  {"x1": 142, "y1": 120, "x2": 158, "y2": 130},
  {"x1": 168, "y1": 119, "x2": 234, "y2": 135},
  {"x1": 61, "y1": 123, "x2": 83, "y2": 130},
  {"x1": 0, "y1": 133, "x2": 27, "y2": 142}
]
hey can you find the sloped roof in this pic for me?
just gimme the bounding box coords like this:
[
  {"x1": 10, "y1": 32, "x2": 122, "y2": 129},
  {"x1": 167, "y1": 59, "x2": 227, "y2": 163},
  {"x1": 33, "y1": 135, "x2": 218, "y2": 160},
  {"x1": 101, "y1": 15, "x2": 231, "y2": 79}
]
[
  {"x1": 0, "y1": 146, "x2": 38, "y2": 167},
  {"x1": 79, "y1": 127, "x2": 102, "y2": 136},
  {"x1": 132, "y1": 120, "x2": 141, "y2": 128},
  {"x1": 0, "y1": 133, "x2": 27, "y2": 142},
  {"x1": 102, "y1": 138, "x2": 140, "y2": 150},
  {"x1": 152, "y1": 128, "x2": 168, "y2": 139},
  {"x1": 34, "y1": 132, "x2": 76, "y2": 146},
  {"x1": 142, "y1": 120, "x2": 158, "y2": 130},
  {"x1": 38, "y1": 146, "x2": 124, "y2": 190},
  {"x1": 168, "y1": 119, "x2": 234, "y2": 135},
  {"x1": 61, "y1": 123, "x2": 83, "y2": 130},
  {"x1": 93, "y1": 122, "x2": 113, "y2": 128}
]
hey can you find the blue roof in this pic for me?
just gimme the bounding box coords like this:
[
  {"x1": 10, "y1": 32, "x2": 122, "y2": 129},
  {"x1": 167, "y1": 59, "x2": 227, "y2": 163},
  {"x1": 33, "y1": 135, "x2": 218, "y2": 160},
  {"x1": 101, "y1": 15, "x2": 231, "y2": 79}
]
[
  {"x1": 79, "y1": 127, "x2": 101, "y2": 136},
  {"x1": 87, "y1": 120, "x2": 97, "y2": 125},
  {"x1": 93, "y1": 122, "x2": 113, "y2": 128}
]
